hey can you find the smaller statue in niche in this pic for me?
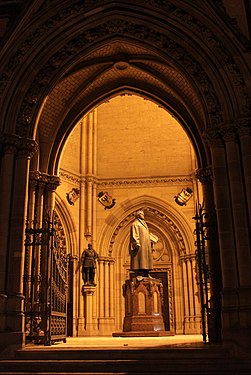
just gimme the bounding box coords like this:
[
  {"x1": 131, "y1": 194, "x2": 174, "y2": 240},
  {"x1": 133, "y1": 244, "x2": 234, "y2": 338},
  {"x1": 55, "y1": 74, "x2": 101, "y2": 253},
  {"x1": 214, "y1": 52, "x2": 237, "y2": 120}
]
[{"x1": 80, "y1": 243, "x2": 99, "y2": 285}]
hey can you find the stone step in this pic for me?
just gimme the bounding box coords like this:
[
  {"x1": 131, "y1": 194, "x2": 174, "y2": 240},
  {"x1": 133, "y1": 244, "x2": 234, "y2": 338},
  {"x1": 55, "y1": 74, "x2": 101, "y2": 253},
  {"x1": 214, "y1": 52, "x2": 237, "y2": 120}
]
[
  {"x1": 0, "y1": 346, "x2": 250, "y2": 374},
  {"x1": 0, "y1": 358, "x2": 247, "y2": 374},
  {"x1": 14, "y1": 345, "x2": 229, "y2": 360}
]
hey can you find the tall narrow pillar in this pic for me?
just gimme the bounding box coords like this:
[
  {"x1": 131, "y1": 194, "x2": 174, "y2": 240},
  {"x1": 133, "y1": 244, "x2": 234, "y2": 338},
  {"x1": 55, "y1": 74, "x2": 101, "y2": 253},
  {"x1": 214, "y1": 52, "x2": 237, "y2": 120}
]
[
  {"x1": 196, "y1": 166, "x2": 222, "y2": 342},
  {"x1": 0, "y1": 135, "x2": 17, "y2": 332},
  {"x1": 82, "y1": 285, "x2": 96, "y2": 335},
  {"x1": 181, "y1": 257, "x2": 189, "y2": 333},
  {"x1": 109, "y1": 259, "x2": 115, "y2": 319},
  {"x1": 205, "y1": 126, "x2": 251, "y2": 351},
  {"x1": 222, "y1": 125, "x2": 251, "y2": 285},
  {"x1": 237, "y1": 119, "x2": 251, "y2": 225},
  {"x1": 3, "y1": 136, "x2": 37, "y2": 350}
]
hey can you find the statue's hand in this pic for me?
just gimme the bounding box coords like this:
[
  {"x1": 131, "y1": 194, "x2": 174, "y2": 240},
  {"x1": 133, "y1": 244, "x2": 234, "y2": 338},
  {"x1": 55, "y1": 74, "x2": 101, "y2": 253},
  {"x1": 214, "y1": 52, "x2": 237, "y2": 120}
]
[{"x1": 131, "y1": 244, "x2": 140, "y2": 256}]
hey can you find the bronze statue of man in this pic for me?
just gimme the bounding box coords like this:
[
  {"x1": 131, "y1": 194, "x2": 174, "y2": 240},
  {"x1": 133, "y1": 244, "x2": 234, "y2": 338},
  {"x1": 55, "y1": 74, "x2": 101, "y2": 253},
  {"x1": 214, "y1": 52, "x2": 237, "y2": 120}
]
[
  {"x1": 129, "y1": 210, "x2": 153, "y2": 277},
  {"x1": 81, "y1": 243, "x2": 99, "y2": 285}
]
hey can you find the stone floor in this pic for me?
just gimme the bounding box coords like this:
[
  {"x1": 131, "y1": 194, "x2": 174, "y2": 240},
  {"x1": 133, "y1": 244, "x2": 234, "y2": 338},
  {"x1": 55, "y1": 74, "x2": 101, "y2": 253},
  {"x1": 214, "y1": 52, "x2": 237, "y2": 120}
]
[
  {"x1": 2, "y1": 335, "x2": 251, "y2": 374},
  {"x1": 23, "y1": 334, "x2": 204, "y2": 350}
]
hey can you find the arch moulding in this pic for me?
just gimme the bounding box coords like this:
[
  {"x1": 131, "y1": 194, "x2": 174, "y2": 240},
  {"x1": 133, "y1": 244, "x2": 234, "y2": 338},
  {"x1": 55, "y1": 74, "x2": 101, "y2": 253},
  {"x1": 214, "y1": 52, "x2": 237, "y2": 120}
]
[
  {"x1": 97, "y1": 195, "x2": 195, "y2": 260},
  {"x1": 2, "y1": 1, "x2": 250, "y2": 140}
]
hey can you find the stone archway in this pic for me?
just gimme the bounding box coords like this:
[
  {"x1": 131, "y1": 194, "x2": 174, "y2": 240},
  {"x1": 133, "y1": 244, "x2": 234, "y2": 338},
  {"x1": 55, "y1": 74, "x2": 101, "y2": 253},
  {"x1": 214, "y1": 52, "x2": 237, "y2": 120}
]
[{"x1": 1, "y1": 1, "x2": 251, "y2": 354}]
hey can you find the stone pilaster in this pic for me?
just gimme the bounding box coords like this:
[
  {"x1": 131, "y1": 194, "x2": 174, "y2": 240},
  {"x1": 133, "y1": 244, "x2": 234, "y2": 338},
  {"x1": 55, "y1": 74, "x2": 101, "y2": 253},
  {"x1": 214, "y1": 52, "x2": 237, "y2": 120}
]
[
  {"x1": 205, "y1": 124, "x2": 251, "y2": 352},
  {"x1": 81, "y1": 285, "x2": 97, "y2": 335},
  {"x1": 236, "y1": 117, "x2": 251, "y2": 234},
  {"x1": 0, "y1": 134, "x2": 18, "y2": 331},
  {"x1": 196, "y1": 166, "x2": 222, "y2": 342},
  {"x1": 221, "y1": 123, "x2": 251, "y2": 286},
  {"x1": 98, "y1": 257, "x2": 115, "y2": 335},
  {"x1": 204, "y1": 128, "x2": 239, "y2": 347},
  {"x1": 0, "y1": 135, "x2": 37, "y2": 352}
]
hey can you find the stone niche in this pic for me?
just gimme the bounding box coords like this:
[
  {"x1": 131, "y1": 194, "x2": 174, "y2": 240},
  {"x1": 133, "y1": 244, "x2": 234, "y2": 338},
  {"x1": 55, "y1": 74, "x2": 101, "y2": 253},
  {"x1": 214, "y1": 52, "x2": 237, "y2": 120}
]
[{"x1": 117, "y1": 276, "x2": 169, "y2": 336}]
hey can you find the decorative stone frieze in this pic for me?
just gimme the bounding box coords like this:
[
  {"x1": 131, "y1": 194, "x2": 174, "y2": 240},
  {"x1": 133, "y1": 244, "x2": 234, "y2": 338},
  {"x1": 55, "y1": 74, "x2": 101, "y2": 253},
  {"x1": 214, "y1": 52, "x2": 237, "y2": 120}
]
[
  {"x1": 59, "y1": 170, "x2": 80, "y2": 185},
  {"x1": 60, "y1": 169, "x2": 193, "y2": 188},
  {"x1": 97, "y1": 176, "x2": 193, "y2": 188}
]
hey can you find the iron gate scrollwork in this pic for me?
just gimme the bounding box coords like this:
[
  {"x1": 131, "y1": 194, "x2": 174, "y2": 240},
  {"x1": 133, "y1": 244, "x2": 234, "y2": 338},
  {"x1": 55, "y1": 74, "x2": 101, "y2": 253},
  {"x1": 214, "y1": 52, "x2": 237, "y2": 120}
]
[
  {"x1": 193, "y1": 202, "x2": 210, "y2": 343},
  {"x1": 24, "y1": 211, "x2": 68, "y2": 345}
]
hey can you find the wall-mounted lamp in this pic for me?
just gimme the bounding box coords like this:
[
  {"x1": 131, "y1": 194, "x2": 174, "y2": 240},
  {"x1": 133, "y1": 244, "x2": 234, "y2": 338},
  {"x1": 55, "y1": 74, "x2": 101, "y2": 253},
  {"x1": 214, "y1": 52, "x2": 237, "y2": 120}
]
[{"x1": 174, "y1": 188, "x2": 193, "y2": 206}]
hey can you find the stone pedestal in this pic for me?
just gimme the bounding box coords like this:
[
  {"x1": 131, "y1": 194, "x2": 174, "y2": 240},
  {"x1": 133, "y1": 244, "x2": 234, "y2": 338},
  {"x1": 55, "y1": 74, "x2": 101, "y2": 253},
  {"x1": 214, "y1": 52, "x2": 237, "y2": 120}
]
[
  {"x1": 114, "y1": 276, "x2": 169, "y2": 337},
  {"x1": 81, "y1": 284, "x2": 97, "y2": 336}
]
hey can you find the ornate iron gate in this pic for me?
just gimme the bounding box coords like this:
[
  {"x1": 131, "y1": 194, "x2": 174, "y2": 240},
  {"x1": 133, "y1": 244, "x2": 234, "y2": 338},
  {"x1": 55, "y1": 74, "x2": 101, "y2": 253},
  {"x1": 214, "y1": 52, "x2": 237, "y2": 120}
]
[
  {"x1": 24, "y1": 211, "x2": 68, "y2": 345},
  {"x1": 193, "y1": 202, "x2": 210, "y2": 343}
]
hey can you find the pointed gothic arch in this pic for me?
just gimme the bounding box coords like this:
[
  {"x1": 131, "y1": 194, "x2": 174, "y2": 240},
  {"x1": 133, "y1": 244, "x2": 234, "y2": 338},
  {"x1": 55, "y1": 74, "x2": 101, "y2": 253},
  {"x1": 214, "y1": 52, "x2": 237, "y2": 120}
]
[
  {"x1": 95, "y1": 195, "x2": 200, "y2": 334},
  {"x1": 1, "y1": 1, "x2": 251, "y2": 355}
]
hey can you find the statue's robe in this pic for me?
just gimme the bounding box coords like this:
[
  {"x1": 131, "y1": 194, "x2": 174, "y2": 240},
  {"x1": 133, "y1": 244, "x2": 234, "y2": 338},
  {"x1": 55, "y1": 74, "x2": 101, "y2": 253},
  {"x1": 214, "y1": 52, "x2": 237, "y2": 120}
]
[{"x1": 129, "y1": 218, "x2": 153, "y2": 270}]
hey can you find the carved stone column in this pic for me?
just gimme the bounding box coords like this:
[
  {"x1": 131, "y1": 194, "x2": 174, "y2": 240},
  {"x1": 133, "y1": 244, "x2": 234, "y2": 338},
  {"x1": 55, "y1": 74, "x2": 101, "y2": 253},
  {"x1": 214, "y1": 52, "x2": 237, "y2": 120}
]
[
  {"x1": 0, "y1": 134, "x2": 18, "y2": 331},
  {"x1": 43, "y1": 174, "x2": 60, "y2": 220},
  {"x1": 98, "y1": 257, "x2": 115, "y2": 335},
  {"x1": 196, "y1": 166, "x2": 222, "y2": 342},
  {"x1": 81, "y1": 285, "x2": 97, "y2": 335},
  {"x1": 221, "y1": 124, "x2": 251, "y2": 286},
  {"x1": 204, "y1": 129, "x2": 239, "y2": 346},
  {"x1": 0, "y1": 135, "x2": 37, "y2": 350},
  {"x1": 237, "y1": 118, "x2": 251, "y2": 235}
]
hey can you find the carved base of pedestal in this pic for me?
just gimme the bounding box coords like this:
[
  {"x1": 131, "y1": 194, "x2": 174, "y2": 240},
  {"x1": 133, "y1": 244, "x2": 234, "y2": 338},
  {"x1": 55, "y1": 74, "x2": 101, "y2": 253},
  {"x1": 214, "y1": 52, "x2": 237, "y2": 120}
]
[
  {"x1": 113, "y1": 330, "x2": 173, "y2": 337},
  {"x1": 118, "y1": 276, "x2": 170, "y2": 336}
]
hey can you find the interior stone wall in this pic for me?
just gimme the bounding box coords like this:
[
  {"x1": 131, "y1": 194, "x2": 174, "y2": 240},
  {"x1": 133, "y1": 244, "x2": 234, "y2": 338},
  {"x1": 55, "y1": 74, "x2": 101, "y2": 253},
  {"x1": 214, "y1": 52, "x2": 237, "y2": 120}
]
[{"x1": 56, "y1": 94, "x2": 200, "y2": 336}]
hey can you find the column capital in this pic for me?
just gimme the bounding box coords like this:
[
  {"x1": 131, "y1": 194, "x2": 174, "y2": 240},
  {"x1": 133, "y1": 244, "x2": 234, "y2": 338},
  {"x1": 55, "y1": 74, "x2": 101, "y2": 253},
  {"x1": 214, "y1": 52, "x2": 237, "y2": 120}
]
[
  {"x1": 30, "y1": 171, "x2": 61, "y2": 190},
  {"x1": 46, "y1": 175, "x2": 61, "y2": 191},
  {"x1": 16, "y1": 137, "x2": 38, "y2": 158},
  {"x1": 203, "y1": 128, "x2": 223, "y2": 147},
  {"x1": 86, "y1": 176, "x2": 95, "y2": 184},
  {"x1": 82, "y1": 285, "x2": 96, "y2": 296},
  {"x1": 234, "y1": 116, "x2": 251, "y2": 136},
  {"x1": 196, "y1": 167, "x2": 213, "y2": 184},
  {"x1": 0, "y1": 133, "x2": 38, "y2": 157},
  {"x1": 220, "y1": 123, "x2": 238, "y2": 143}
]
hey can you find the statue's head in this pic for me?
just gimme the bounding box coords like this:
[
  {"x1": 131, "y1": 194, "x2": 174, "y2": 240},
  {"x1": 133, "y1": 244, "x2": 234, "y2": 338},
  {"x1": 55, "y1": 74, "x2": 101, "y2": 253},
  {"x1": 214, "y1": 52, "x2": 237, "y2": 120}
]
[{"x1": 136, "y1": 210, "x2": 144, "y2": 219}]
